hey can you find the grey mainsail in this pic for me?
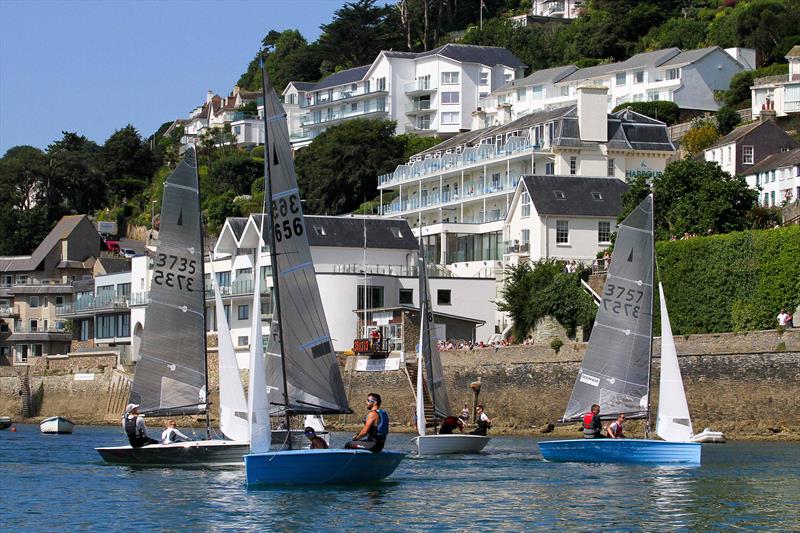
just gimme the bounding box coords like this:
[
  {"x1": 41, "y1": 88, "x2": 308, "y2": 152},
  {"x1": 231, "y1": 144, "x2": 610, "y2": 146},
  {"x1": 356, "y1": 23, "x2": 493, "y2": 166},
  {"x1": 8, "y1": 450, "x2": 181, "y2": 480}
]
[
  {"x1": 562, "y1": 195, "x2": 654, "y2": 421},
  {"x1": 260, "y1": 68, "x2": 351, "y2": 416},
  {"x1": 129, "y1": 147, "x2": 207, "y2": 417},
  {"x1": 418, "y1": 249, "x2": 451, "y2": 419}
]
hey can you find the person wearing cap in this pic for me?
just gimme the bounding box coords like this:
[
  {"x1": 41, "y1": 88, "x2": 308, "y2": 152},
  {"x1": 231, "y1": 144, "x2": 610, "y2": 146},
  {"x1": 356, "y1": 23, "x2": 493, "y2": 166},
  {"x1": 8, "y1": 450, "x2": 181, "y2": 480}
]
[
  {"x1": 304, "y1": 426, "x2": 328, "y2": 449},
  {"x1": 122, "y1": 403, "x2": 159, "y2": 447}
]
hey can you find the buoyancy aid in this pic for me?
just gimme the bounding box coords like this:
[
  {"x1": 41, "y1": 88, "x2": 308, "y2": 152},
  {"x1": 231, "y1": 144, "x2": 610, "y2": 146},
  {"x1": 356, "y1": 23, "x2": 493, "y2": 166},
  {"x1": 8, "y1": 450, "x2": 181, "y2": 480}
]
[
  {"x1": 609, "y1": 421, "x2": 623, "y2": 438},
  {"x1": 124, "y1": 415, "x2": 142, "y2": 440},
  {"x1": 583, "y1": 411, "x2": 601, "y2": 438}
]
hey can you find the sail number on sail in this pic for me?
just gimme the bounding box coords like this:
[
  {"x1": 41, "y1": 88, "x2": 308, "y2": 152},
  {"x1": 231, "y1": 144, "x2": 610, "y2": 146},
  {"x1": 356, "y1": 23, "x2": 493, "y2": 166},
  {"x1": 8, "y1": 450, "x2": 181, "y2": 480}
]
[
  {"x1": 601, "y1": 283, "x2": 644, "y2": 318},
  {"x1": 272, "y1": 194, "x2": 303, "y2": 242},
  {"x1": 152, "y1": 253, "x2": 198, "y2": 291}
]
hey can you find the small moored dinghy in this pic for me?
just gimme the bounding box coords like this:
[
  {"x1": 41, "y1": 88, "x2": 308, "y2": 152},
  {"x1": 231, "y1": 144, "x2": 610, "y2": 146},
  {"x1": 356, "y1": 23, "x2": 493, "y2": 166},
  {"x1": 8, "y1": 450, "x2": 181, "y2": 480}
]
[{"x1": 40, "y1": 416, "x2": 75, "y2": 434}]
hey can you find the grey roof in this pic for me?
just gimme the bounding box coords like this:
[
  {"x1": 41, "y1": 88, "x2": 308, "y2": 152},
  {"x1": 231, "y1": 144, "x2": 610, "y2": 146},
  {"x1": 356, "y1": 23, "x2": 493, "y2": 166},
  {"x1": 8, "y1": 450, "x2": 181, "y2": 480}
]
[
  {"x1": 522, "y1": 175, "x2": 629, "y2": 217},
  {"x1": 744, "y1": 148, "x2": 800, "y2": 175},
  {"x1": 561, "y1": 48, "x2": 681, "y2": 83},
  {"x1": 304, "y1": 216, "x2": 419, "y2": 250},
  {"x1": 384, "y1": 43, "x2": 526, "y2": 69},
  {"x1": 226, "y1": 217, "x2": 249, "y2": 240},
  {"x1": 610, "y1": 109, "x2": 675, "y2": 152},
  {"x1": 313, "y1": 65, "x2": 371, "y2": 91},
  {"x1": 499, "y1": 65, "x2": 578, "y2": 91},
  {"x1": 660, "y1": 46, "x2": 723, "y2": 68},
  {"x1": 287, "y1": 81, "x2": 316, "y2": 92},
  {"x1": 413, "y1": 127, "x2": 491, "y2": 158},
  {"x1": 0, "y1": 215, "x2": 89, "y2": 273},
  {"x1": 706, "y1": 120, "x2": 776, "y2": 150},
  {"x1": 95, "y1": 257, "x2": 131, "y2": 274}
]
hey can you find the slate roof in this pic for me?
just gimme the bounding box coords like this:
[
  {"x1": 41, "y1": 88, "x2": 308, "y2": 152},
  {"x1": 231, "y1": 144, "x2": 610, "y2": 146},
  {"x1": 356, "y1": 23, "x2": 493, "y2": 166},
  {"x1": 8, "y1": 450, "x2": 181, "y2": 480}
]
[
  {"x1": 706, "y1": 120, "x2": 767, "y2": 150},
  {"x1": 521, "y1": 175, "x2": 629, "y2": 217},
  {"x1": 498, "y1": 65, "x2": 578, "y2": 91},
  {"x1": 95, "y1": 257, "x2": 131, "y2": 274},
  {"x1": 561, "y1": 48, "x2": 681, "y2": 83},
  {"x1": 225, "y1": 217, "x2": 249, "y2": 240},
  {"x1": 383, "y1": 43, "x2": 526, "y2": 69},
  {"x1": 287, "y1": 81, "x2": 316, "y2": 92},
  {"x1": 744, "y1": 148, "x2": 800, "y2": 175},
  {"x1": 0, "y1": 215, "x2": 89, "y2": 273},
  {"x1": 304, "y1": 215, "x2": 419, "y2": 250},
  {"x1": 660, "y1": 46, "x2": 723, "y2": 68},
  {"x1": 314, "y1": 65, "x2": 371, "y2": 91}
]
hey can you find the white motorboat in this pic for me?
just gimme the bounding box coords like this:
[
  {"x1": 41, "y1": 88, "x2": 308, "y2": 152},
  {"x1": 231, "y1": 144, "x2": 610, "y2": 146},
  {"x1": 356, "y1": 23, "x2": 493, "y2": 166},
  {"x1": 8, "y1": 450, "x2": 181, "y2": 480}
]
[
  {"x1": 691, "y1": 428, "x2": 726, "y2": 443},
  {"x1": 40, "y1": 416, "x2": 75, "y2": 434}
]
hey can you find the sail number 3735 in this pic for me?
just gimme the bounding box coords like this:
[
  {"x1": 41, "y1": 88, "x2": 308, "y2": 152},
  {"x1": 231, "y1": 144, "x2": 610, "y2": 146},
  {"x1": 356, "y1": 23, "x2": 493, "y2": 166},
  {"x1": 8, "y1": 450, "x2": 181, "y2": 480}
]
[
  {"x1": 601, "y1": 283, "x2": 643, "y2": 318},
  {"x1": 153, "y1": 253, "x2": 197, "y2": 291},
  {"x1": 272, "y1": 194, "x2": 303, "y2": 242}
]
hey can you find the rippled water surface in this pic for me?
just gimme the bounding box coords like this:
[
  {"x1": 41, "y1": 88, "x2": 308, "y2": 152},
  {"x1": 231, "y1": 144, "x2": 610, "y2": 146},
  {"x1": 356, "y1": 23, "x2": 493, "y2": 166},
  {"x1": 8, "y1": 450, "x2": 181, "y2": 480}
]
[{"x1": 1, "y1": 425, "x2": 798, "y2": 531}]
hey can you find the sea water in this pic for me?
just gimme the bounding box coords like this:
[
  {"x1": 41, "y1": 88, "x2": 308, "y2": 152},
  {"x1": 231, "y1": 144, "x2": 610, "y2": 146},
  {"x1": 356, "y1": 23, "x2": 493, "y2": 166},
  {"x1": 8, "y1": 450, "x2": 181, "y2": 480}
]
[{"x1": 1, "y1": 425, "x2": 797, "y2": 531}]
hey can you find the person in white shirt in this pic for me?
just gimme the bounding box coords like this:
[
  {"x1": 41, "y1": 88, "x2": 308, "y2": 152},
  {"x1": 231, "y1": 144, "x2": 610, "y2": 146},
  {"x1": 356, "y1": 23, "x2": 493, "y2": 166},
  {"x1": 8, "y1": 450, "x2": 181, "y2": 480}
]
[
  {"x1": 777, "y1": 309, "x2": 790, "y2": 327},
  {"x1": 161, "y1": 420, "x2": 191, "y2": 444}
]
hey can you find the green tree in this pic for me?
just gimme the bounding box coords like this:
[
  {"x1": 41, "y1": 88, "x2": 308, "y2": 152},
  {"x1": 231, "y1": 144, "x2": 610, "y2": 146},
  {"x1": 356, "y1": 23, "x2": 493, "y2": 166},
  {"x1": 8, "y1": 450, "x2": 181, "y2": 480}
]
[
  {"x1": 295, "y1": 118, "x2": 405, "y2": 215},
  {"x1": 205, "y1": 190, "x2": 242, "y2": 233},
  {"x1": 681, "y1": 120, "x2": 719, "y2": 155},
  {"x1": 640, "y1": 17, "x2": 707, "y2": 51},
  {"x1": 715, "y1": 105, "x2": 741, "y2": 135},
  {"x1": 102, "y1": 125, "x2": 156, "y2": 202},
  {"x1": 238, "y1": 29, "x2": 323, "y2": 93},
  {"x1": 208, "y1": 153, "x2": 262, "y2": 196},
  {"x1": 396, "y1": 132, "x2": 442, "y2": 159},
  {"x1": 47, "y1": 132, "x2": 106, "y2": 215}
]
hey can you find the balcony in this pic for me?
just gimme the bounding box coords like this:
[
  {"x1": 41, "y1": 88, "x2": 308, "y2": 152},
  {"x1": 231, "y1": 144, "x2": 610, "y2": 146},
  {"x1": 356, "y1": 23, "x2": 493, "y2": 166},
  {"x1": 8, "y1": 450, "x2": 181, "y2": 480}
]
[
  {"x1": 301, "y1": 106, "x2": 389, "y2": 129},
  {"x1": 56, "y1": 296, "x2": 130, "y2": 317},
  {"x1": 328, "y1": 263, "x2": 454, "y2": 278},
  {"x1": 302, "y1": 87, "x2": 389, "y2": 109},
  {"x1": 0, "y1": 306, "x2": 19, "y2": 318},
  {"x1": 753, "y1": 73, "x2": 799, "y2": 86},
  {"x1": 504, "y1": 242, "x2": 530, "y2": 255},
  {"x1": 7, "y1": 326, "x2": 71, "y2": 341},
  {"x1": 405, "y1": 101, "x2": 434, "y2": 114},
  {"x1": 404, "y1": 80, "x2": 437, "y2": 95}
]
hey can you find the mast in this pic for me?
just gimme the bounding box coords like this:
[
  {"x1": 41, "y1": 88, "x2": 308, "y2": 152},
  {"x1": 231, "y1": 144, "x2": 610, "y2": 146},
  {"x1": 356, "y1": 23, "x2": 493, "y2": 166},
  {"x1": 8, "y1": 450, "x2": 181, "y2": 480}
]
[
  {"x1": 259, "y1": 53, "x2": 292, "y2": 444},
  {"x1": 416, "y1": 235, "x2": 426, "y2": 436},
  {"x1": 198, "y1": 165, "x2": 210, "y2": 439},
  {"x1": 644, "y1": 193, "x2": 655, "y2": 440}
]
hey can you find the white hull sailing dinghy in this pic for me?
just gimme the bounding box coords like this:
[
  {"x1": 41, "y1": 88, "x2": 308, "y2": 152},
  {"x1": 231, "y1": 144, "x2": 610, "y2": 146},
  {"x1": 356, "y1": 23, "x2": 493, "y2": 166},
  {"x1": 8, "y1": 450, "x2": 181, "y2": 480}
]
[
  {"x1": 538, "y1": 195, "x2": 701, "y2": 466},
  {"x1": 95, "y1": 148, "x2": 249, "y2": 467},
  {"x1": 413, "y1": 247, "x2": 490, "y2": 455},
  {"x1": 244, "y1": 63, "x2": 404, "y2": 486},
  {"x1": 40, "y1": 416, "x2": 75, "y2": 434},
  {"x1": 691, "y1": 428, "x2": 726, "y2": 443}
]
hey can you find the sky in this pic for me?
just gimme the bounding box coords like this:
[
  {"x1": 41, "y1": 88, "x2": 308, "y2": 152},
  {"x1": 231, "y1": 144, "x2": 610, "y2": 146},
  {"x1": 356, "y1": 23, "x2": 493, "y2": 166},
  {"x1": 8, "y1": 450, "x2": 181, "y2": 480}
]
[{"x1": 0, "y1": 0, "x2": 355, "y2": 156}]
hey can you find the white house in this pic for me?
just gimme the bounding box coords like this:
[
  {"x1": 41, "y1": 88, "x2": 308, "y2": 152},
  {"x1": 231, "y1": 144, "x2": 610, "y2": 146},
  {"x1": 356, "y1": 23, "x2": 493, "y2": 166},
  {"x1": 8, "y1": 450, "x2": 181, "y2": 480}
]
[
  {"x1": 282, "y1": 43, "x2": 526, "y2": 148},
  {"x1": 743, "y1": 148, "x2": 800, "y2": 207},
  {"x1": 532, "y1": 0, "x2": 585, "y2": 18},
  {"x1": 377, "y1": 86, "x2": 675, "y2": 276},
  {"x1": 477, "y1": 46, "x2": 755, "y2": 127},
  {"x1": 751, "y1": 45, "x2": 800, "y2": 120}
]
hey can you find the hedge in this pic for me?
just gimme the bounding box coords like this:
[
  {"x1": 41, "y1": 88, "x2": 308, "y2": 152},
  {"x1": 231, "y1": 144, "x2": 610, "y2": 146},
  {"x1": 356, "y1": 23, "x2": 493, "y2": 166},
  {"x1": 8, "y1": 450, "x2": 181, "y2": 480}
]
[{"x1": 655, "y1": 225, "x2": 800, "y2": 334}]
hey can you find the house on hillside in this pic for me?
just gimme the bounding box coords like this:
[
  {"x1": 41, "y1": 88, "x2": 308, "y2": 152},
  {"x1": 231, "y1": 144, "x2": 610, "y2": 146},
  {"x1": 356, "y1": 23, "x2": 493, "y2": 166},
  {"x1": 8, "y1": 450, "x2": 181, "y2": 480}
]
[
  {"x1": 751, "y1": 46, "x2": 800, "y2": 120},
  {"x1": 742, "y1": 148, "x2": 800, "y2": 207},
  {"x1": 703, "y1": 115, "x2": 797, "y2": 177}
]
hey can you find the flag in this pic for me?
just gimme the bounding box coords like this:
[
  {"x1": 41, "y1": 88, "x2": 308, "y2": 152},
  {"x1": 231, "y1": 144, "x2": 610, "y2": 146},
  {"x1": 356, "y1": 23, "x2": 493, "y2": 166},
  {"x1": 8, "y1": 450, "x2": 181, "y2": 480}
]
[{"x1": 480, "y1": 0, "x2": 486, "y2": 10}]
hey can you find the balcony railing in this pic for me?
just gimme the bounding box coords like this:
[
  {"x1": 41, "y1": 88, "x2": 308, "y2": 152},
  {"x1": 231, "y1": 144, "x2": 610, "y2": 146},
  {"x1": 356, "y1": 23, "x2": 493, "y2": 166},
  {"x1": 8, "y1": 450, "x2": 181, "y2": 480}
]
[
  {"x1": 505, "y1": 242, "x2": 530, "y2": 255},
  {"x1": 56, "y1": 296, "x2": 130, "y2": 316},
  {"x1": 404, "y1": 80, "x2": 437, "y2": 93},
  {"x1": 301, "y1": 87, "x2": 389, "y2": 108},
  {"x1": 405, "y1": 101, "x2": 433, "y2": 113},
  {"x1": 753, "y1": 74, "x2": 796, "y2": 86},
  {"x1": 330, "y1": 263, "x2": 454, "y2": 278},
  {"x1": 0, "y1": 306, "x2": 18, "y2": 317},
  {"x1": 300, "y1": 105, "x2": 388, "y2": 127},
  {"x1": 13, "y1": 326, "x2": 70, "y2": 334},
  {"x1": 378, "y1": 136, "x2": 547, "y2": 188}
]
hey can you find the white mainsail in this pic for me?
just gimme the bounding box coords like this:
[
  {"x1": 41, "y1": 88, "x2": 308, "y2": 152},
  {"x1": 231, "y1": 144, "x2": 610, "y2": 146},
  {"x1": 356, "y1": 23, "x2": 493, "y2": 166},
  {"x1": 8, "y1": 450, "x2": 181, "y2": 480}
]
[
  {"x1": 247, "y1": 250, "x2": 271, "y2": 453},
  {"x1": 656, "y1": 283, "x2": 694, "y2": 442},
  {"x1": 209, "y1": 259, "x2": 249, "y2": 442},
  {"x1": 416, "y1": 325, "x2": 426, "y2": 437}
]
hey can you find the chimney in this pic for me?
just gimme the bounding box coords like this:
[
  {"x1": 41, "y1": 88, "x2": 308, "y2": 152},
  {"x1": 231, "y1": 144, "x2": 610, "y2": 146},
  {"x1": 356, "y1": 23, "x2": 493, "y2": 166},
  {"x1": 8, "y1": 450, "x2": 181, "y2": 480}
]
[
  {"x1": 760, "y1": 98, "x2": 777, "y2": 122},
  {"x1": 577, "y1": 84, "x2": 608, "y2": 143},
  {"x1": 206, "y1": 90, "x2": 214, "y2": 104}
]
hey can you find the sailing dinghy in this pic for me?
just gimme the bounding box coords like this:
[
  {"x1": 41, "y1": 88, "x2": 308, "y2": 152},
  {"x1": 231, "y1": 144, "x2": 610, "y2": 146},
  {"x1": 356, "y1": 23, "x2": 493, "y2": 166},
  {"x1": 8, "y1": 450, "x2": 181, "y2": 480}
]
[
  {"x1": 538, "y1": 195, "x2": 701, "y2": 466},
  {"x1": 243, "y1": 62, "x2": 404, "y2": 485},
  {"x1": 96, "y1": 148, "x2": 249, "y2": 466},
  {"x1": 413, "y1": 247, "x2": 490, "y2": 455}
]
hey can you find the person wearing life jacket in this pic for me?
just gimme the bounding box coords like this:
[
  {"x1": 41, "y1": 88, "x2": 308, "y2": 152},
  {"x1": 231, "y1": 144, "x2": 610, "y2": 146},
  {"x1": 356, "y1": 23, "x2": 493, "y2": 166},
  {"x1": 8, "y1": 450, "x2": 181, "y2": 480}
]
[
  {"x1": 606, "y1": 414, "x2": 626, "y2": 439},
  {"x1": 438, "y1": 416, "x2": 465, "y2": 434},
  {"x1": 345, "y1": 392, "x2": 389, "y2": 453},
  {"x1": 122, "y1": 403, "x2": 160, "y2": 448},
  {"x1": 582, "y1": 404, "x2": 603, "y2": 439},
  {"x1": 469, "y1": 404, "x2": 491, "y2": 436}
]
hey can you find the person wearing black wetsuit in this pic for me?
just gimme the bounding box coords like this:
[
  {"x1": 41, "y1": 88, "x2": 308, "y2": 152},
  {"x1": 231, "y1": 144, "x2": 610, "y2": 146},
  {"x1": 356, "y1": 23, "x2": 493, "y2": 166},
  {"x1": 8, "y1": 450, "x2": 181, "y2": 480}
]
[{"x1": 122, "y1": 404, "x2": 159, "y2": 447}]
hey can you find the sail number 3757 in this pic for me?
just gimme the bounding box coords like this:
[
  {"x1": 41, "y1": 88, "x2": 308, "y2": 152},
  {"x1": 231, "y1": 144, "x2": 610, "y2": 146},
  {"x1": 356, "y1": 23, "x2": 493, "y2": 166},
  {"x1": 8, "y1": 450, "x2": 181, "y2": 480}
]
[
  {"x1": 601, "y1": 282, "x2": 643, "y2": 318},
  {"x1": 272, "y1": 194, "x2": 304, "y2": 242},
  {"x1": 153, "y1": 253, "x2": 197, "y2": 291}
]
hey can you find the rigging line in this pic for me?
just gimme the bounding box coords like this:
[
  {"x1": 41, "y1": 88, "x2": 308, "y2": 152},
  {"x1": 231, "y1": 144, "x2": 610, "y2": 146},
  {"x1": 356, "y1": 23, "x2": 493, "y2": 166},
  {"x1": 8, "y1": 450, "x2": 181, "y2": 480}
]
[{"x1": 148, "y1": 298, "x2": 205, "y2": 319}]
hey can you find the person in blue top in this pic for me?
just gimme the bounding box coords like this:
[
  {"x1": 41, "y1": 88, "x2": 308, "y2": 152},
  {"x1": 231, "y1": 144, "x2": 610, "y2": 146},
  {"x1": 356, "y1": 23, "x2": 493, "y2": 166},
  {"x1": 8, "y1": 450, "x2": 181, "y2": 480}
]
[{"x1": 345, "y1": 392, "x2": 389, "y2": 453}]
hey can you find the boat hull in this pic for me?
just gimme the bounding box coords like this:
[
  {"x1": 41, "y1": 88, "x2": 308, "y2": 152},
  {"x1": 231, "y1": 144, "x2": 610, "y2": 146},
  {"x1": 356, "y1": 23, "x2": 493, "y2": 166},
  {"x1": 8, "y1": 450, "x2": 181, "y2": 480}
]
[
  {"x1": 40, "y1": 416, "x2": 75, "y2": 434},
  {"x1": 691, "y1": 429, "x2": 726, "y2": 443},
  {"x1": 96, "y1": 440, "x2": 249, "y2": 466},
  {"x1": 538, "y1": 438, "x2": 701, "y2": 466},
  {"x1": 245, "y1": 449, "x2": 405, "y2": 486},
  {"x1": 0, "y1": 416, "x2": 11, "y2": 431},
  {"x1": 414, "y1": 434, "x2": 491, "y2": 455}
]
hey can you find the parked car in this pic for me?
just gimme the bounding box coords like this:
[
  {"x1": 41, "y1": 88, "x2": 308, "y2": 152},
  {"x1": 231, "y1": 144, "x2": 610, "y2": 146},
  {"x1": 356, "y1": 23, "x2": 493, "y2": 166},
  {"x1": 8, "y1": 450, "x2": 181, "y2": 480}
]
[
  {"x1": 102, "y1": 239, "x2": 120, "y2": 253},
  {"x1": 120, "y1": 248, "x2": 138, "y2": 258}
]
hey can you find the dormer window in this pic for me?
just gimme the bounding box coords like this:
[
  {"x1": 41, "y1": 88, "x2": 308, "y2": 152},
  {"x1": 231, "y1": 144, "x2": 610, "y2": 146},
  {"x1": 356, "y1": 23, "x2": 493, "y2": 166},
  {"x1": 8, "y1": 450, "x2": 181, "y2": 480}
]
[
  {"x1": 391, "y1": 227, "x2": 403, "y2": 239},
  {"x1": 591, "y1": 192, "x2": 603, "y2": 201},
  {"x1": 554, "y1": 190, "x2": 566, "y2": 200},
  {"x1": 313, "y1": 226, "x2": 326, "y2": 236}
]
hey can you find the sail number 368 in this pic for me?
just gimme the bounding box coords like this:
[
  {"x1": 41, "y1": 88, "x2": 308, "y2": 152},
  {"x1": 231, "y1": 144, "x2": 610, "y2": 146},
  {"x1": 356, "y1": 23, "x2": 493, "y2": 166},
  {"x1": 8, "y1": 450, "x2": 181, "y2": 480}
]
[
  {"x1": 153, "y1": 252, "x2": 197, "y2": 291},
  {"x1": 602, "y1": 283, "x2": 643, "y2": 318},
  {"x1": 272, "y1": 195, "x2": 303, "y2": 242}
]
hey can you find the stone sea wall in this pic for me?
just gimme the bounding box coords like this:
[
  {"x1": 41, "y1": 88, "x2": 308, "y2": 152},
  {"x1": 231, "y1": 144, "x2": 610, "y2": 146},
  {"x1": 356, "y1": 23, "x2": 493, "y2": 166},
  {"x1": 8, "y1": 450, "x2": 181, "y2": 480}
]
[{"x1": 1, "y1": 330, "x2": 798, "y2": 440}]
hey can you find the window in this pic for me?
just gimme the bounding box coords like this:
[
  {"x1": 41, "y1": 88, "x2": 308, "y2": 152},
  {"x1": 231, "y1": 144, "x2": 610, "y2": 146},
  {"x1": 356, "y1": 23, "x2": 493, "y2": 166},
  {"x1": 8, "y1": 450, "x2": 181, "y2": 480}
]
[
  {"x1": 29, "y1": 296, "x2": 39, "y2": 308},
  {"x1": 666, "y1": 68, "x2": 680, "y2": 80},
  {"x1": 521, "y1": 192, "x2": 531, "y2": 218},
  {"x1": 517, "y1": 88, "x2": 526, "y2": 100},
  {"x1": 441, "y1": 92, "x2": 459, "y2": 104},
  {"x1": 770, "y1": 191, "x2": 775, "y2": 205},
  {"x1": 441, "y1": 72, "x2": 459, "y2": 84},
  {"x1": 80, "y1": 320, "x2": 90, "y2": 341},
  {"x1": 238, "y1": 305, "x2": 249, "y2": 320},
  {"x1": 96, "y1": 315, "x2": 114, "y2": 339},
  {"x1": 521, "y1": 229, "x2": 530, "y2": 246},
  {"x1": 32, "y1": 344, "x2": 43, "y2": 357},
  {"x1": 598, "y1": 221, "x2": 611, "y2": 243},
  {"x1": 357, "y1": 286, "x2": 384, "y2": 309},
  {"x1": 55, "y1": 296, "x2": 64, "y2": 306},
  {"x1": 607, "y1": 158, "x2": 615, "y2": 176},
  {"x1": 224, "y1": 305, "x2": 230, "y2": 323},
  {"x1": 116, "y1": 314, "x2": 130, "y2": 337},
  {"x1": 591, "y1": 192, "x2": 603, "y2": 201},
  {"x1": 569, "y1": 156, "x2": 577, "y2": 175},
  {"x1": 390, "y1": 227, "x2": 404, "y2": 239},
  {"x1": 0, "y1": 323, "x2": 8, "y2": 333},
  {"x1": 236, "y1": 268, "x2": 252, "y2": 278},
  {"x1": 480, "y1": 72, "x2": 489, "y2": 85},
  {"x1": 237, "y1": 336, "x2": 249, "y2": 347},
  {"x1": 556, "y1": 220, "x2": 569, "y2": 244},
  {"x1": 560, "y1": 85, "x2": 569, "y2": 97},
  {"x1": 399, "y1": 289, "x2": 413, "y2": 305},
  {"x1": 553, "y1": 190, "x2": 566, "y2": 200},
  {"x1": 437, "y1": 289, "x2": 451, "y2": 305},
  {"x1": 216, "y1": 271, "x2": 230, "y2": 287},
  {"x1": 351, "y1": 103, "x2": 358, "y2": 112},
  {"x1": 504, "y1": 73, "x2": 513, "y2": 83},
  {"x1": 743, "y1": 146, "x2": 754, "y2": 164},
  {"x1": 441, "y1": 112, "x2": 460, "y2": 124},
  {"x1": 615, "y1": 72, "x2": 626, "y2": 86},
  {"x1": 634, "y1": 70, "x2": 645, "y2": 83},
  {"x1": 648, "y1": 92, "x2": 659, "y2": 101}
]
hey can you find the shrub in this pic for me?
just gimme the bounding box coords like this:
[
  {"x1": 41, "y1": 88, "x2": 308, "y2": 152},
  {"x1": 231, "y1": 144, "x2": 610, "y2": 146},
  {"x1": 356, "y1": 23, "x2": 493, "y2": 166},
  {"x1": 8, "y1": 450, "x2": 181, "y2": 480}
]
[
  {"x1": 550, "y1": 339, "x2": 564, "y2": 353},
  {"x1": 681, "y1": 121, "x2": 720, "y2": 155},
  {"x1": 715, "y1": 105, "x2": 741, "y2": 135}
]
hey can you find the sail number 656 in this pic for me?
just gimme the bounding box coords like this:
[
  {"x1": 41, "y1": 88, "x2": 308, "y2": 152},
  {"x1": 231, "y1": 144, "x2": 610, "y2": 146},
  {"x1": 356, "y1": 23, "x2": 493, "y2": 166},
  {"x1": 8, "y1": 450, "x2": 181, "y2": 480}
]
[{"x1": 272, "y1": 195, "x2": 304, "y2": 243}]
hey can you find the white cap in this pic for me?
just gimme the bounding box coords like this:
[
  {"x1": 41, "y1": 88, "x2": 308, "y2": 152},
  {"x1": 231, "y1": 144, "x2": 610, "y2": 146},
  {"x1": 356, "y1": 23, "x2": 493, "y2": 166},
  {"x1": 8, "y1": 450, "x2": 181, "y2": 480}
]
[{"x1": 124, "y1": 403, "x2": 140, "y2": 415}]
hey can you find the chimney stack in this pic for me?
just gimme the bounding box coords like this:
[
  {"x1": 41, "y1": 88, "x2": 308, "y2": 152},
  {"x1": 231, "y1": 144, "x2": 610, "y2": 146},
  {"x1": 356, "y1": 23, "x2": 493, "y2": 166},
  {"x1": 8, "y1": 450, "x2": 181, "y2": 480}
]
[{"x1": 577, "y1": 84, "x2": 608, "y2": 143}]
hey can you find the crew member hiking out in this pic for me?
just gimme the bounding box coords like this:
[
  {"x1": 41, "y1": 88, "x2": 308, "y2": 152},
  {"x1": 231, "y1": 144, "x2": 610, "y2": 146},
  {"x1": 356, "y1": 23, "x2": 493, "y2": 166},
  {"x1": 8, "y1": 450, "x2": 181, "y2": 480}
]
[
  {"x1": 438, "y1": 416, "x2": 465, "y2": 434},
  {"x1": 345, "y1": 393, "x2": 389, "y2": 453},
  {"x1": 583, "y1": 404, "x2": 603, "y2": 439},
  {"x1": 122, "y1": 403, "x2": 159, "y2": 448}
]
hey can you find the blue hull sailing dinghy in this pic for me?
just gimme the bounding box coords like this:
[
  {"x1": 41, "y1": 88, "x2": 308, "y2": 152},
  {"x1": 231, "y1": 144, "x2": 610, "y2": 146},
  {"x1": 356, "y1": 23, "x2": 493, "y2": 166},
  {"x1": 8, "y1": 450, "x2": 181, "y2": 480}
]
[
  {"x1": 96, "y1": 148, "x2": 250, "y2": 466},
  {"x1": 538, "y1": 195, "x2": 701, "y2": 466},
  {"x1": 413, "y1": 247, "x2": 490, "y2": 455},
  {"x1": 244, "y1": 62, "x2": 404, "y2": 486}
]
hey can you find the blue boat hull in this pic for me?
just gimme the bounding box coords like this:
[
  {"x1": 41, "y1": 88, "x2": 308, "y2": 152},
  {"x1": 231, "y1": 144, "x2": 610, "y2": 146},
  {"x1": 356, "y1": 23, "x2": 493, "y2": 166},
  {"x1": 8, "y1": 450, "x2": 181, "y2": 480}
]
[
  {"x1": 244, "y1": 449, "x2": 405, "y2": 486},
  {"x1": 538, "y1": 439, "x2": 701, "y2": 466}
]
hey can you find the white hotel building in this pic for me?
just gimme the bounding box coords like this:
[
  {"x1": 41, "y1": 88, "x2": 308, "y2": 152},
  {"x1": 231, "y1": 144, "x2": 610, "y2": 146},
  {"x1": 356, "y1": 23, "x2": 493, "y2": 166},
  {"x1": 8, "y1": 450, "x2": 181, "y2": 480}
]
[{"x1": 282, "y1": 43, "x2": 526, "y2": 148}]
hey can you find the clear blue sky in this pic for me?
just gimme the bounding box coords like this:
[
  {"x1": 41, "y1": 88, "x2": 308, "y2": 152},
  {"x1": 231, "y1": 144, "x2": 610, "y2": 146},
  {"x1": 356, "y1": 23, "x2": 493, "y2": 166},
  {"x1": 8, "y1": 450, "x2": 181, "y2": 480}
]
[{"x1": 0, "y1": 0, "x2": 353, "y2": 156}]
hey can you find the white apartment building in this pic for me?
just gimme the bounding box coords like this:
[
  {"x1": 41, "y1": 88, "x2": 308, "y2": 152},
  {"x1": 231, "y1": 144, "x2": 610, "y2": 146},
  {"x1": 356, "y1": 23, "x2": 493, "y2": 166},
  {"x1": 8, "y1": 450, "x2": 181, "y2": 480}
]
[
  {"x1": 476, "y1": 46, "x2": 754, "y2": 128},
  {"x1": 377, "y1": 86, "x2": 675, "y2": 275},
  {"x1": 743, "y1": 148, "x2": 800, "y2": 207},
  {"x1": 282, "y1": 43, "x2": 525, "y2": 148},
  {"x1": 532, "y1": 0, "x2": 585, "y2": 18},
  {"x1": 752, "y1": 45, "x2": 800, "y2": 120}
]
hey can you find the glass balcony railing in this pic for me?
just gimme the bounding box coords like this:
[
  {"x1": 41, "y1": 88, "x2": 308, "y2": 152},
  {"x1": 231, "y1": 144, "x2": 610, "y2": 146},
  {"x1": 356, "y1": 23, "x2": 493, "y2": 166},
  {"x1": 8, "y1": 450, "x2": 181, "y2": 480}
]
[
  {"x1": 405, "y1": 101, "x2": 433, "y2": 113},
  {"x1": 301, "y1": 87, "x2": 390, "y2": 108},
  {"x1": 404, "y1": 80, "x2": 437, "y2": 93},
  {"x1": 301, "y1": 104, "x2": 389, "y2": 127}
]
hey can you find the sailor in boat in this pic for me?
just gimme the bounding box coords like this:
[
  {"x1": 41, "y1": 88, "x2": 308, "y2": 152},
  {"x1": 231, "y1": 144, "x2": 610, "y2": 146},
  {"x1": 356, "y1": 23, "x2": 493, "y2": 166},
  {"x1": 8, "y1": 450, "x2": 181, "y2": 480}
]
[
  {"x1": 438, "y1": 416, "x2": 465, "y2": 434},
  {"x1": 582, "y1": 404, "x2": 603, "y2": 439},
  {"x1": 345, "y1": 393, "x2": 389, "y2": 452},
  {"x1": 304, "y1": 426, "x2": 329, "y2": 449},
  {"x1": 469, "y1": 405, "x2": 491, "y2": 436},
  {"x1": 123, "y1": 404, "x2": 159, "y2": 447},
  {"x1": 605, "y1": 414, "x2": 626, "y2": 439},
  {"x1": 161, "y1": 420, "x2": 191, "y2": 444}
]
